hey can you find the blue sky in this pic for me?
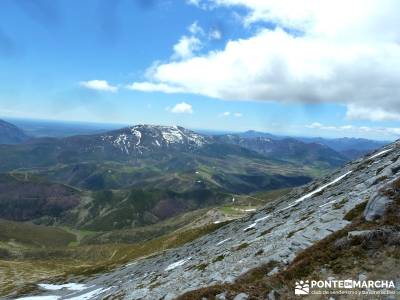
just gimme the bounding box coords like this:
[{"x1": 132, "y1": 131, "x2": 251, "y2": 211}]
[{"x1": 1, "y1": 0, "x2": 400, "y2": 140}]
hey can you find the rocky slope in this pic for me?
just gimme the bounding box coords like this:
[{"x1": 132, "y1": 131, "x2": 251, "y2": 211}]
[{"x1": 14, "y1": 141, "x2": 400, "y2": 299}]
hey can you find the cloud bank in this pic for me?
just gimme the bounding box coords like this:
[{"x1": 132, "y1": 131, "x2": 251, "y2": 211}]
[
  {"x1": 129, "y1": 0, "x2": 400, "y2": 121},
  {"x1": 306, "y1": 122, "x2": 400, "y2": 138},
  {"x1": 220, "y1": 111, "x2": 242, "y2": 117}
]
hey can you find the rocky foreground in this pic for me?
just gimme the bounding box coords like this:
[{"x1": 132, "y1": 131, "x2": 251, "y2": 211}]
[{"x1": 14, "y1": 142, "x2": 400, "y2": 300}]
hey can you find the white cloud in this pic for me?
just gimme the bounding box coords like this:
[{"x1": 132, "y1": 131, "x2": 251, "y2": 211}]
[
  {"x1": 131, "y1": 0, "x2": 400, "y2": 121},
  {"x1": 219, "y1": 111, "x2": 242, "y2": 117},
  {"x1": 186, "y1": 0, "x2": 201, "y2": 7},
  {"x1": 209, "y1": 29, "x2": 222, "y2": 40},
  {"x1": 220, "y1": 111, "x2": 231, "y2": 117},
  {"x1": 186, "y1": 0, "x2": 209, "y2": 9},
  {"x1": 172, "y1": 35, "x2": 202, "y2": 59},
  {"x1": 306, "y1": 122, "x2": 324, "y2": 129},
  {"x1": 127, "y1": 82, "x2": 185, "y2": 94},
  {"x1": 169, "y1": 102, "x2": 193, "y2": 114},
  {"x1": 80, "y1": 80, "x2": 117, "y2": 92},
  {"x1": 306, "y1": 122, "x2": 353, "y2": 131},
  {"x1": 188, "y1": 21, "x2": 204, "y2": 35}
]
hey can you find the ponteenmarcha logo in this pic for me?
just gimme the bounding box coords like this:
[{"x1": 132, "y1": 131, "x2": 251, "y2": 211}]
[
  {"x1": 295, "y1": 280, "x2": 310, "y2": 295},
  {"x1": 294, "y1": 278, "x2": 396, "y2": 296}
]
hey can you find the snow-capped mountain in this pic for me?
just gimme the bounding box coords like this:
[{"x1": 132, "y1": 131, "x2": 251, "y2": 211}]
[{"x1": 100, "y1": 125, "x2": 209, "y2": 154}]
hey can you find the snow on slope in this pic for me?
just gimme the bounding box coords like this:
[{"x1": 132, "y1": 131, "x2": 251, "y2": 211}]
[
  {"x1": 38, "y1": 283, "x2": 86, "y2": 291},
  {"x1": 294, "y1": 171, "x2": 353, "y2": 204},
  {"x1": 165, "y1": 257, "x2": 192, "y2": 271}
]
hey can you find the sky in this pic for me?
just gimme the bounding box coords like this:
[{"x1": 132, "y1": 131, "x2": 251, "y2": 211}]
[{"x1": 1, "y1": 0, "x2": 400, "y2": 140}]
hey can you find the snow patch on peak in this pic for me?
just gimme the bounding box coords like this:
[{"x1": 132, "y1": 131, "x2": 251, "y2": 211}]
[
  {"x1": 161, "y1": 127, "x2": 184, "y2": 144},
  {"x1": 131, "y1": 129, "x2": 142, "y2": 146}
]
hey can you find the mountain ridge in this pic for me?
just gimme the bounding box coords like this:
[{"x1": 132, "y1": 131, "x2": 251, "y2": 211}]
[
  {"x1": 215, "y1": 134, "x2": 348, "y2": 168},
  {"x1": 0, "y1": 119, "x2": 29, "y2": 145},
  {"x1": 233, "y1": 130, "x2": 389, "y2": 160}
]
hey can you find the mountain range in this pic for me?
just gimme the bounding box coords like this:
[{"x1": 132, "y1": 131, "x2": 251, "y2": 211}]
[
  {"x1": 297, "y1": 136, "x2": 389, "y2": 159},
  {"x1": 8, "y1": 131, "x2": 400, "y2": 300},
  {"x1": 235, "y1": 130, "x2": 389, "y2": 159},
  {"x1": 0, "y1": 122, "x2": 312, "y2": 231},
  {"x1": 0, "y1": 120, "x2": 390, "y2": 232}
]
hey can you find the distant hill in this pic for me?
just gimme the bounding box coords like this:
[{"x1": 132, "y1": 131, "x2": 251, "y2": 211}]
[
  {"x1": 215, "y1": 134, "x2": 347, "y2": 168},
  {"x1": 237, "y1": 130, "x2": 281, "y2": 140},
  {"x1": 221, "y1": 130, "x2": 389, "y2": 160},
  {"x1": 296, "y1": 136, "x2": 389, "y2": 159},
  {"x1": 0, "y1": 119, "x2": 29, "y2": 144}
]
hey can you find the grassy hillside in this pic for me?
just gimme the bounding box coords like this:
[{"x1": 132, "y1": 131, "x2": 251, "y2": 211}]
[
  {"x1": 2, "y1": 151, "x2": 311, "y2": 231},
  {"x1": 0, "y1": 219, "x2": 76, "y2": 248},
  {"x1": 0, "y1": 187, "x2": 291, "y2": 298},
  {"x1": 0, "y1": 174, "x2": 80, "y2": 222}
]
